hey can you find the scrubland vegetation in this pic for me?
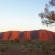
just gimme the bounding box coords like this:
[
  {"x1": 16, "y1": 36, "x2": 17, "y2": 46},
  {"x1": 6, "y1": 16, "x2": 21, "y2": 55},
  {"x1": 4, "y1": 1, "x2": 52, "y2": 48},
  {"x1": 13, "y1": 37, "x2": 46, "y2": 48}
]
[{"x1": 0, "y1": 40, "x2": 55, "y2": 55}]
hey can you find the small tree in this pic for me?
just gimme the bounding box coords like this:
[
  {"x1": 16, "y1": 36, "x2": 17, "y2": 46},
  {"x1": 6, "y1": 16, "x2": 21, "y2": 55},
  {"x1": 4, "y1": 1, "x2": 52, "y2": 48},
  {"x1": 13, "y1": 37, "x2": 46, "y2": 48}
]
[
  {"x1": 39, "y1": 0, "x2": 55, "y2": 27},
  {"x1": 14, "y1": 38, "x2": 20, "y2": 43},
  {"x1": 49, "y1": 0, "x2": 55, "y2": 6},
  {"x1": 42, "y1": 43, "x2": 49, "y2": 55}
]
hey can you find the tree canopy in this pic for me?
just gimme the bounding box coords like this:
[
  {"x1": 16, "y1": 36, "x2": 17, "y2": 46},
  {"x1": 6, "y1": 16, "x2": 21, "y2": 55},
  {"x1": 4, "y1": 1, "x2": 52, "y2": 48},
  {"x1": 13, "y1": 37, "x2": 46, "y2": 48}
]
[{"x1": 39, "y1": 0, "x2": 55, "y2": 27}]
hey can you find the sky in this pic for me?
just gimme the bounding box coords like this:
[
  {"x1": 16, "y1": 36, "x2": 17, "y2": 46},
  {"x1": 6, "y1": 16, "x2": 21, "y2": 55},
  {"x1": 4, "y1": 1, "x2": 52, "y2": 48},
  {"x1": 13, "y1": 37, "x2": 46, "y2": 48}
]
[{"x1": 0, "y1": 0, "x2": 55, "y2": 32}]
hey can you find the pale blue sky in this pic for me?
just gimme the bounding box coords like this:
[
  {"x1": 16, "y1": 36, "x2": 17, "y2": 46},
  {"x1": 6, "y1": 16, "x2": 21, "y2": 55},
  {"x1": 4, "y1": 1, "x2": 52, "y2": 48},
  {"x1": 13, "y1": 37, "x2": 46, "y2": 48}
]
[{"x1": 0, "y1": 0, "x2": 55, "y2": 32}]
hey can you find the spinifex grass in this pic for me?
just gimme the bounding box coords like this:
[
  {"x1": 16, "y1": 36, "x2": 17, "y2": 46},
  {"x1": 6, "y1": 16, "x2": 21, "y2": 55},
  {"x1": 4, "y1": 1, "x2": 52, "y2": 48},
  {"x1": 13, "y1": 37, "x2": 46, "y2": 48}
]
[{"x1": 0, "y1": 40, "x2": 55, "y2": 55}]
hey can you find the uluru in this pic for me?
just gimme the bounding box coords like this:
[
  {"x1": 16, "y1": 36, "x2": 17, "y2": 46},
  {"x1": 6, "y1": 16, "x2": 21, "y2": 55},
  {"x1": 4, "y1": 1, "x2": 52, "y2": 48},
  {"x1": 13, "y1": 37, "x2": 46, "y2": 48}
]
[{"x1": 0, "y1": 30, "x2": 55, "y2": 40}]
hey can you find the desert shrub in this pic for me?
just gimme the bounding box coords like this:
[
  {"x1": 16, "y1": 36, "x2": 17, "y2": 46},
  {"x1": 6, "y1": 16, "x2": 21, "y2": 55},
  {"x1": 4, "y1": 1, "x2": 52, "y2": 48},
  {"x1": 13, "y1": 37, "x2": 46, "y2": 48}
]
[
  {"x1": 0, "y1": 48, "x2": 5, "y2": 52},
  {"x1": 42, "y1": 43, "x2": 49, "y2": 55},
  {"x1": 14, "y1": 38, "x2": 20, "y2": 43},
  {"x1": 53, "y1": 47, "x2": 55, "y2": 51}
]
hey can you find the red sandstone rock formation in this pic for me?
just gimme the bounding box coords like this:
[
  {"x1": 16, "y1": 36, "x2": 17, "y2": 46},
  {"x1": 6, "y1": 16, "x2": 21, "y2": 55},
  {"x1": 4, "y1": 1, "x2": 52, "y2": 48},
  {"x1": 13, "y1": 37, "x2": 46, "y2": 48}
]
[
  {"x1": 38, "y1": 30, "x2": 54, "y2": 40},
  {"x1": 0, "y1": 30, "x2": 55, "y2": 40},
  {"x1": 9, "y1": 31, "x2": 20, "y2": 40},
  {"x1": 2, "y1": 31, "x2": 11, "y2": 40}
]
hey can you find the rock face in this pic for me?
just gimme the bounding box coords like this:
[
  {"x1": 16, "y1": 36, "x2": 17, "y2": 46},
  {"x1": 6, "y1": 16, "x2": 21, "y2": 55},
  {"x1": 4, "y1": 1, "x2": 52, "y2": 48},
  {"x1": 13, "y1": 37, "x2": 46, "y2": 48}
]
[
  {"x1": 38, "y1": 30, "x2": 55, "y2": 40},
  {"x1": 0, "y1": 30, "x2": 55, "y2": 40}
]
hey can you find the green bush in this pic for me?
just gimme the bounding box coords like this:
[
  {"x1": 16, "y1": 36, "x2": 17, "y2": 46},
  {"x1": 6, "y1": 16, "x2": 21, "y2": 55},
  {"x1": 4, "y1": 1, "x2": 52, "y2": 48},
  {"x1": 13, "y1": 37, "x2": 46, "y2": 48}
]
[
  {"x1": 53, "y1": 48, "x2": 55, "y2": 51},
  {"x1": 14, "y1": 38, "x2": 20, "y2": 43},
  {"x1": 0, "y1": 48, "x2": 5, "y2": 52},
  {"x1": 42, "y1": 43, "x2": 49, "y2": 55}
]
